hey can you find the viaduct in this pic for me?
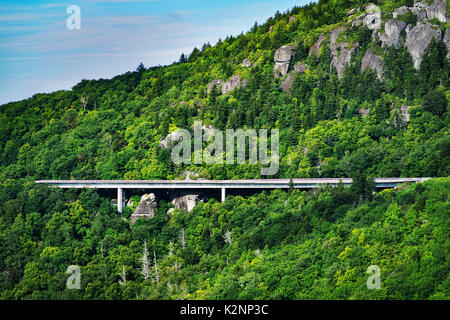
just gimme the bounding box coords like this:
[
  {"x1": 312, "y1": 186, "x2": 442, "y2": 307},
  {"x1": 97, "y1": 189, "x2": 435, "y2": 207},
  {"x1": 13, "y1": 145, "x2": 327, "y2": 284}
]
[{"x1": 36, "y1": 178, "x2": 430, "y2": 213}]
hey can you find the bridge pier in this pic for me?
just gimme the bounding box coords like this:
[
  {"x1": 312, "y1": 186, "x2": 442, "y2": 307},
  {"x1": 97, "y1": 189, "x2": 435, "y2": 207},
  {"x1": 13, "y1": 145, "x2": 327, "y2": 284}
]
[
  {"x1": 117, "y1": 188, "x2": 125, "y2": 213},
  {"x1": 221, "y1": 188, "x2": 226, "y2": 203}
]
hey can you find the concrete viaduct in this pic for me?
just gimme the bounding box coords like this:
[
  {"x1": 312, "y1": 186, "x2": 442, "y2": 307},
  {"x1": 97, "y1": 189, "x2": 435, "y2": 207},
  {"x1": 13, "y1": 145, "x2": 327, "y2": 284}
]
[{"x1": 36, "y1": 178, "x2": 430, "y2": 213}]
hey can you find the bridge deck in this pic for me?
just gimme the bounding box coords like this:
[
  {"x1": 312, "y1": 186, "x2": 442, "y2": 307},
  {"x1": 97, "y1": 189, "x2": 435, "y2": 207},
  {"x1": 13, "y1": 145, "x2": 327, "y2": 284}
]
[
  {"x1": 36, "y1": 178, "x2": 430, "y2": 189},
  {"x1": 36, "y1": 178, "x2": 430, "y2": 212}
]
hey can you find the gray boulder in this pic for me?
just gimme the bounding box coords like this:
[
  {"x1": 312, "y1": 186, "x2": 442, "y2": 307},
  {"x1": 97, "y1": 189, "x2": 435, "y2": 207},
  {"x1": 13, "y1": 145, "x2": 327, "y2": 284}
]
[
  {"x1": 425, "y1": 0, "x2": 447, "y2": 23},
  {"x1": 406, "y1": 22, "x2": 442, "y2": 69},
  {"x1": 444, "y1": 27, "x2": 450, "y2": 56},
  {"x1": 293, "y1": 62, "x2": 308, "y2": 73},
  {"x1": 347, "y1": 8, "x2": 359, "y2": 16},
  {"x1": 329, "y1": 27, "x2": 358, "y2": 78},
  {"x1": 207, "y1": 79, "x2": 223, "y2": 94},
  {"x1": 380, "y1": 20, "x2": 407, "y2": 48},
  {"x1": 172, "y1": 191, "x2": 200, "y2": 213},
  {"x1": 160, "y1": 130, "x2": 184, "y2": 149},
  {"x1": 361, "y1": 49, "x2": 383, "y2": 79},
  {"x1": 280, "y1": 62, "x2": 307, "y2": 93},
  {"x1": 131, "y1": 194, "x2": 157, "y2": 224},
  {"x1": 410, "y1": 3, "x2": 428, "y2": 22},
  {"x1": 363, "y1": 5, "x2": 382, "y2": 30},
  {"x1": 393, "y1": 6, "x2": 409, "y2": 18},
  {"x1": 309, "y1": 34, "x2": 325, "y2": 56},
  {"x1": 241, "y1": 58, "x2": 252, "y2": 68},
  {"x1": 332, "y1": 43, "x2": 359, "y2": 78},
  {"x1": 359, "y1": 108, "x2": 371, "y2": 117},
  {"x1": 222, "y1": 75, "x2": 247, "y2": 95},
  {"x1": 273, "y1": 45, "x2": 294, "y2": 78},
  {"x1": 400, "y1": 105, "x2": 410, "y2": 122},
  {"x1": 330, "y1": 27, "x2": 347, "y2": 55}
]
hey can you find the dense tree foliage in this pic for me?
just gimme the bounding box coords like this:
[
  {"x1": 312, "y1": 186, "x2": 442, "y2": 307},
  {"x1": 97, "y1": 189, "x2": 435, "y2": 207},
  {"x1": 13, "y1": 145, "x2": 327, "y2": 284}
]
[{"x1": 0, "y1": 0, "x2": 448, "y2": 300}]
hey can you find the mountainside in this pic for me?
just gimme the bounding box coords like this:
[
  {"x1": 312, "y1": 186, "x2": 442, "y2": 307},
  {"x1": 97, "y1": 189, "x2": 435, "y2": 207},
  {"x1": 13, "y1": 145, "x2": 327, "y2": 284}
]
[{"x1": 0, "y1": 0, "x2": 449, "y2": 300}]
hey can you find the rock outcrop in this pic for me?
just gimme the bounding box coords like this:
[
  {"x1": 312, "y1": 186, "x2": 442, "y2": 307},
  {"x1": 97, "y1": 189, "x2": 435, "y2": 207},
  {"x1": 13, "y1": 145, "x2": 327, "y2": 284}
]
[
  {"x1": 172, "y1": 191, "x2": 200, "y2": 213},
  {"x1": 363, "y1": 4, "x2": 382, "y2": 30},
  {"x1": 361, "y1": 49, "x2": 383, "y2": 79},
  {"x1": 410, "y1": 3, "x2": 427, "y2": 22},
  {"x1": 330, "y1": 27, "x2": 347, "y2": 55},
  {"x1": 293, "y1": 62, "x2": 308, "y2": 73},
  {"x1": 332, "y1": 43, "x2": 359, "y2": 77},
  {"x1": 347, "y1": 8, "x2": 359, "y2": 16},
  {"x1": 222, "y1": 75, "x2": 247, "y2": 95},
  {"x1": 273, "y1": 45, "x2": 294, "y2": 78},
  {"x1": 329, "y1": 27, "x2": 359, "y2": 77},
  {"x1": 160, "y1": 131, "x2": 184, "y2": 149},
  {"x1": 130, "y1": 194, "x2": 157, "y2": 224},
  {"x1": 280, "y1": 62, "x2": 307, "y2": 93},
  {"x1": 405, "y1": 22, "x2": 442, "y2": 69},
  {"x1": 207, "y1": 79, "x2": 223, "y2": 94},
  {"x1": 380, "y1": 20, "x2": 407, "y2": 48},
  {"x1": 393, "y1": 6, "x2": 409, "y2": 18},
  {"x1": 444, "y1": 28, "x2": 450, "y2": 56},
  {"x1": 400, "y1": 105, "x2": 410, "y2": 122},
  {"x1": 207, "y1": 76, "x2": 247, "y2": 95},
  {"x1": 425, "y1": 0, "x2": 447, "y2": 23},
  {"x1": 309, "y1": 34, "x2": 325, "y2": 56},
  {"x1": 359, "y1": 108, "x2": 370, "y2": 117},
  {"x1": 241, "y1": 58, "x2": 252, "y2": 68}
]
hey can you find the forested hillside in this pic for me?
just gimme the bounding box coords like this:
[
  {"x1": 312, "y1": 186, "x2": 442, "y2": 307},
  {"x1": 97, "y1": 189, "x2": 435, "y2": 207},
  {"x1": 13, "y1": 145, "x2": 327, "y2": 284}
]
[{"x1": 0, "y1": 0, "x2": 449, "y2": 299}]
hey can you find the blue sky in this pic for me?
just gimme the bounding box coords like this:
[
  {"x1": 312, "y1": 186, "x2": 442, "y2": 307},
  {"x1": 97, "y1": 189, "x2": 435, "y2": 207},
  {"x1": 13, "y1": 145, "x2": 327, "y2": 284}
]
[{"x1": 0, "y1": 0, "x2": 313, "y2": 105}]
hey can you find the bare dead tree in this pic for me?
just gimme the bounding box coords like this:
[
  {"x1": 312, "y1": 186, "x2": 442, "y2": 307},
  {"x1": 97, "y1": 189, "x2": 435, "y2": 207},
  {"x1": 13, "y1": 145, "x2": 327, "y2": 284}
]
[
  {"x1": 140, "y1": 241, "x2": 150, "y2": 280},
  {"x1": 179, "y1": 229, "x2": 186, "y2": 249},
  {"x1": 153, "y1": 251, "x2": 159, "y2": 284},
  {"x1": 80, "y1": 94, "x2": 89, "y2": 112},
  {"x1": 119, "y1": 265, "x2": 126, "y2": 286}
]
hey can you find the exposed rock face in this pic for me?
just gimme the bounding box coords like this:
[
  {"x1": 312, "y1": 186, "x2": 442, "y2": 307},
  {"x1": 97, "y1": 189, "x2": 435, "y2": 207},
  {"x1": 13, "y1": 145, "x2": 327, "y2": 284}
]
[
  {"x1": 330, "y1": 27, "x2": 347, "y2": 55},
  {"x1": 411, "y1": 3, "x2": 427, "y2": 22},
  {"x1": 293, "y1": 62, "x2": 308, "y2": 73},
  {"x1": 309, "y1": 34, "x2": 325, "y2": 56},
  {"x1": 347, "y1": 8, "x2": 359, "y2": 16},
  {"x1": 332, "y1": 43, "x2": 359, "y2": 77},
  {"x1": 406, "y1": 22, "x2": 442, "y2": 69},
  {"x1": 359, "y1": 108, "x2": 370, "y2": 117},
  {"x1": 280, "y1": 62, "x2": 307, "y2": 93},
  {"x1": 273, "y1": 45, "x2": 294, "y2": 78},
  {"x1": 241, "y1": 58, "x2": 252, "y2": 68},
  {"x1": 380, "y1": 20, "x2": 407, "y2": 48},
  {"x1": 183, "y1": 170, "x2": 200, "y2": 180},
  {"x1": 393, "y1": 6, "x2": 409, "y2": 18},
  {"x1": 222, "y1": 75, "x2": 247, "y2": 95},
  {"x1": 363, "y1": 4, "x2": 382, "y2": 30},
  {"x1": 131, "y1": 194, "x2": 157, "y2": 224},
  {"x1": 329, "y1": 27, "x2": 359, "y2": 78},
  {"x1": 160, "y1": 130, "x2": 184, "y2": 149},
  {"x1": 207, "y1": 79, "x2": 223, "y2": 94},
  {"x1": 400, "y1": 105, "x2": 410, "y2": 122},
  {"x1": 425, "y1": 0, "x2": 447, "y2": 23},
  {"x1": 361, "y1": 49, "x2": 383, "y2": 79},
  {"x1": 289, "y1": 16, "x2": 297, "y2": 23},
  {"x1": 444, "y1": 28, "x2": 450, "y2": 56},
  {"x1": 172, "y1": 191, "x2": 200, "y2": 213}
]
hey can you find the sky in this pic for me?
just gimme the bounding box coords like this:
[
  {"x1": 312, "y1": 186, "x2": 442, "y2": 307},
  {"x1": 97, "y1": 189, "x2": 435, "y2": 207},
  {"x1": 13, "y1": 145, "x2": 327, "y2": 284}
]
[{"x1": 0, "y1": 0, "x2": 313, "y2": 105}]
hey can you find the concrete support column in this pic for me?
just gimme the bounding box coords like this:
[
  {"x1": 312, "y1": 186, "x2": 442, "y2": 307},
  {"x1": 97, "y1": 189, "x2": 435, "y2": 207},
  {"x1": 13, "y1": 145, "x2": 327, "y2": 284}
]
[
  {"x1": 221, "y1": 188, "x2": 226, "y2": 203},
  {"x1": 117, "y1": 188, "x2": 124, "y2": 213}
]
